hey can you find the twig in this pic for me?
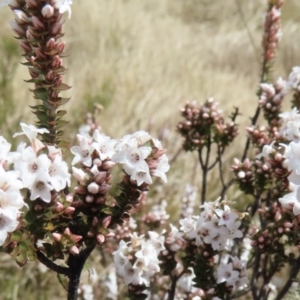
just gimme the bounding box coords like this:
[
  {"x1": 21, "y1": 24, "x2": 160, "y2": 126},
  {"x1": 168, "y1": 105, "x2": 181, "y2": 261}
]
[{"x1": 36, "y1": 250, "x2": 70, "y2": 276}]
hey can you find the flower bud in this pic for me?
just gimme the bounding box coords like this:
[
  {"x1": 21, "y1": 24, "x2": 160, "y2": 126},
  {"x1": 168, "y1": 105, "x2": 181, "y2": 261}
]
[
  {"x1": 41, "y1": 4, "x2": 54, "y2": 18},
  {"x1": 50, "y1": 21, "x2": 63, "y2": 35},
  {"x1": 53, "y1": 233, "x2": 62, "y2": 242},
  {"x1": 13, "y1": 9, "x2": 28, "y2": 24},
  {"x1": 26, "y1": 0, "x2": 39, "y2": 8},
  {"x1": 101, "y1": 161, "x2": 115, "y2": 171},
  {"x1": 51, "y1": 55, "x2": 62, "y2": 69},
  {"x1": 98, "y1": 184, "x2": 111, "y2": 194},
  {"x1": 64, "y1": 207, "x2": 75, "y2": 215},
  {"x1": 9, "y1": 21, "x2": 26, "y2": 36},
  {"x1": 87, "y1": 182, "x2": 99, "y2": 194},
  {"x1": 69, "y1": 245, "x2": 79, "y2": 255},
  {"x1": 102, "y1": 216, "x2": 111, "y2": 228},
  {"x1": 85, "y1": 195, "x2": 94, "y2": 203},
  {"x1": 31, "y1": 16, "x2": 45, "y2": 30},
  {"x1": 75, "y1": 185, "x2": 86, "y2": 195},
  {"x1": 57, "y1": 41, "x2": 65, "y2": 54},
  {"x1": 96, "y1": 234, "x2": 105, "y2": 244},
  {"x1": 46, "y1": 38, "x2": 56, "y2": 51}
]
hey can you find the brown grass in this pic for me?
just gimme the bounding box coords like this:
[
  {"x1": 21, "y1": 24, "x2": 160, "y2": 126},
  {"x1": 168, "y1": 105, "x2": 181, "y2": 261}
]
[{"x1": 0, "y1": 0, "x2": 300, "y2": 298}]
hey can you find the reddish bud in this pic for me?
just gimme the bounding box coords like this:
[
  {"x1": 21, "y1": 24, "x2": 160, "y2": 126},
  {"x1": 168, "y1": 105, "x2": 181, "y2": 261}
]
[
  {"x1": 53, "y1": 233, "x2": 62, "y2": 242},
  {"x1": 96, "y1": 234, "x2": 105, "y2": 244},
  {"x1": 101, "y1": 161, "x2": 115, "y2": 171},
  {"x1": 64, "y1": 207, "x2": 75, "y2": 215},
  {"x1": 85, "y1": 195, "x2": 94, "y2": 203},
  {"x1": 46, "y1": 38, "x2": 56, "y2": 51},
  {"x1": 50, "y1": 21, "x2": 63, "y2": 35},
  {"x1": 102, "y1": 216, "x2": 112, "y2": 228},
  {"x1": 69, "y1": 245, "x2": 79, "y2": 255},
  {"x1": 31, "y1": 16, "x2": 45, "y2": 31},
  {"x1": 51, "y1": 55, "x2": 63, "y2": 69},
  {"x1": 46, "y1": 70, "x2": 55, "y2": 82},
  {"x1": 57, "y1": 41, "x2": 65, "y2": 54}
]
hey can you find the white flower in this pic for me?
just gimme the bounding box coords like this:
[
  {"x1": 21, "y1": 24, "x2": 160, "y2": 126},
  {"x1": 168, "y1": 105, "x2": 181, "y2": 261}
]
[
  {"x1": 287, "y1": 66, "x2": 300, "y2": 91},
  {"x1": 14, "y1": 147, "x2": 51, "y2": 188},
  {"x1": 256, "y1": 142, "x2": 274, "y2": 159},
  {"x1": 279, "y1": 108, "x2": 300, "y2": 141},
  {"x1": 215, "y1": 205, "x2": 238, "y2": 230},
  {"x1": 30, "y1": 173, "x2": 54, "y2": 203},
  {"x1": 52, "y1": 0, "x2": 72, "y2": 19},
  {"x1": 48, "y1": 156, "x2": 70, "y2": 191},
  {"x1": 92, "y1": 130, "x2": 116, "y2": 161},
  {"x1": 0, "y1": 207, "x2": 19, "y2": 245},
  {"x1": 279, "y1": 184, "x2": 300, "y2": 215},
  {"x1": 216, "y1": 262, "x2": 239, "y2": 288},
  {"x1": 71, "y1": 135, "x2": 94, "y2": 166},
  {"x1": 0, "y1": 136, "x2": 11, "y2": 162},
  {"x1": 129, "y1": 168, "x2": 152, "y2": 186},
  {"x1": 13, "y1": 123, "x2": 48, "y2": 152},
  {"x1": 152, "y1": 154, "x2": 170, "y2": 183}
]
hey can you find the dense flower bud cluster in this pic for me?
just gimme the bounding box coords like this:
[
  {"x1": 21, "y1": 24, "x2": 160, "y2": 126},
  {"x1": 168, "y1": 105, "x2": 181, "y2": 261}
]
[
  {"x1": 177, "y1": 98, "x2": 238, "y2": 151},
  {"x1": 259, "y1": 77, "x2": 288, "y2": 126}
]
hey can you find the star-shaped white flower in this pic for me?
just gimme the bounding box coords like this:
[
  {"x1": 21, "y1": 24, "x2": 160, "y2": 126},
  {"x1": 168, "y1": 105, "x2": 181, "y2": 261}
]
[
  {"x1": 13, "y1": 123, "x2": 48, "y2": 152},
  {"x1": 92, "y1": 130, "x2": 116, "y2": 161},
  {"x1": 71, "y1": 135, "x2": 94, "y2": 166},
  {"x1": 53, "y1": 0, "x2": 73, "y2": 19}
]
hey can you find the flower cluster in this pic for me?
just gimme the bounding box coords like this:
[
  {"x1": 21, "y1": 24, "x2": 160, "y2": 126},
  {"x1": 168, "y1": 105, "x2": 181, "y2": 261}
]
[
  {"x1": 112, "y1": 131, "x2": 170, "y2": 186},
  {"x1": 179, "y1": 199, "x2": 243, "y2": 251},
  {"x1": 216, "y1": 256, "x2": 248, "y2": 291},
  {"x1": 13, "y1": 123, "x2": 70, "y2": 203},
  {"x1": 177, "y1": 99, "x2": 238, "y2": 151},
  {"x1": 262, "y1": 1, "x2": 283, "y2": 62},
  {"x1": 113, "y1": 232, "x2": 165, "y2": 286},
  {"x1": 0, "y1": 123, "x2": 73, "y2": 246},
  {"x1": 259, "y1": 77, "x2": 288, "y2": 126}
]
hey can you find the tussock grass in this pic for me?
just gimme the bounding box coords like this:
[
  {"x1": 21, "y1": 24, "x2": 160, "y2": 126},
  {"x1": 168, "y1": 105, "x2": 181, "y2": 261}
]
[{"x1": 0, "y1": 0, "x2": 300, "y2": 298}]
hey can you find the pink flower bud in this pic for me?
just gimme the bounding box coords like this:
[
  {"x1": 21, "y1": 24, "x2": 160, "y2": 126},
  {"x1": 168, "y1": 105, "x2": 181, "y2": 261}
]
[
  {"x1": 55, "y1": 202, "x2": 64, "y2": 212},
  {"x1": 46, "y1": 70, "x2": 55, "y2": 82},
  {"x1": 98, "y1": 184, "x2": 111, "y2": 194},
  {"x1": 258, "y1": 236, "x2": 264, "y2": 243},
  {"x1": 93, "y1": 158, "x2": 102, "y2": 167},
  {"x1": 65, "y1": 207, "x2": 75, "y2": 215},
  {"x1": 64, "y1": 228, "x2": 71, "y2": 236},
  {"x1": 19, "y1": 41, "x2": 31, "y2": 53},
  {"x1": 51, "y1": 55, "x2": 63, "y2": 69},
  {"x1": 102, "y1": 216, "x2": 111, "y2": 228},
  {"x1": 85, "y1": 195, "x2": 94, "y2": 203},
  {"x1": 46, "y1": 38, "x2": 56, "y2": 51},
  {"x1": 13, "y1": 9, "x2": 28, "y2": 24},
  {"x1": 26, "y1": 0, "x2": 39, "y2": 8},
  {"x1": 9, "y1": 21, "x2": 25, "y2": 36},
  {"x1": 57, "y1": 41, "x2": 65, "y2": 54},
  {"x1": 101, "y1": 161, "x2": 115, "y2": 171},
  {"x1": 96, "y1": 234, "x2": 105, "y2": 244},
  {"x1": 31, "y1": 16, "x2": 45, "y2": 30},
  {"x1": 54, "y1": 75, "x2": 63, "y2": 87},
  {"x1": 69, "y1": 245, "x2": 79, "y2": 255},
  {"x1": 105, "y1": 232, "x2": 115, "y2": 238},
  {"x1": 66, "y1": 194, "x2": 74, "y2": 203},
  {"x1": 53, "y1": 233, "x2": 62, "y2": 242},
  {"x1": 36, "y1": 47, "x2": 47, "y2": 60},
  {"x1": 92, "y1": 217, "x2": 99, "y2": 226},
  {"x1": 94, "y1": 172, "x2": 107, "y2": 184},
  {"x1": 87, "y1": 231, "x2": 94, "y2": 237},
  {"x1": 75, "y1": 186, "x2": 86, "y2": 195},
  {"x1": 50, "y1": 21, "x2": 63, "y2": 35},
  {"x1": 41, "y1": 4, "x2": 54, "y2": 18},
  {"x1": 87, "y1": 182, "x2": 99, "y2": 194}
]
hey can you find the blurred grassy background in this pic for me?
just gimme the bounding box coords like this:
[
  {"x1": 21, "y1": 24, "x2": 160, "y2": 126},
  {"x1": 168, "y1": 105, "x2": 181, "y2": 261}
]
[{"x1": 0, "y1": 0, "x2": 300, "y2": 299}]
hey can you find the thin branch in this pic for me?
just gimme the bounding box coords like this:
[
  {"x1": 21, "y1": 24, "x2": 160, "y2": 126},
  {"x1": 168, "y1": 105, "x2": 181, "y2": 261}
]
[
  {"x1": 274, "y1": 256, "x2": 300, "y2": 300},
  {"x1": 36, "y1": 250, "x2": 70, "y2": 276}
]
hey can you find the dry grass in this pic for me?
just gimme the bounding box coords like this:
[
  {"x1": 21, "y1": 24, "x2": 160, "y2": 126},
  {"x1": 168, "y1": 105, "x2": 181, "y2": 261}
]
[{"x1": 0, "y1": 0, "x2": 300, "y2": 298}]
